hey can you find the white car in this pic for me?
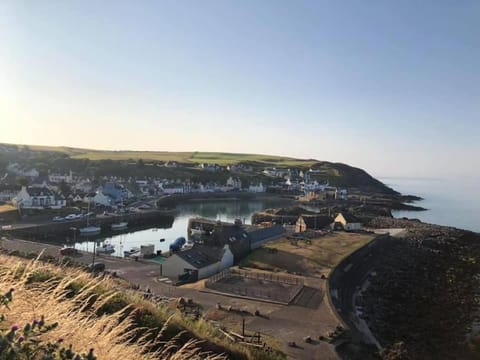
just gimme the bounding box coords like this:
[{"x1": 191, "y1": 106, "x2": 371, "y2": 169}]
[
  {"x1": 65, "y1": 214, "x2": 77, "y2": 220},
  {"x1": 52, "y1": 216, "x2": 65, "y2": 222}
]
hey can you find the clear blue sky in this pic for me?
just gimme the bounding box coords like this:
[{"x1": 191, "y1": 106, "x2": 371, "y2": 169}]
[{"x1": 1, "y1": 1, "x2": 479, "y2": 179}]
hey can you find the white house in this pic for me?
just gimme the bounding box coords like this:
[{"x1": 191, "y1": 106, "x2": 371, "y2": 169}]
[
  {"x1": 248, "y1": 183, "x2": 265, "y2": 193},
  {"x1": 161, "y1": 183, "x2": 185, "y2": 194},
  {"x1": 12, "y1": 186, "x2": 66, "y2": 209},
  {"x1": 334, "y1": 212, "x2": 363, "y2": 231},
  {"x1": 226, "y1": 177, "x2": 242, "y2": 190},
  {"x1": 0, "y1": 185, "x2": 20, "y2": 202},
  {"x1": 48, "y1": 170, "x2": 74, "y2": 184},
  {"x1": 161, "y1": 245, "x2": 234, "y2": 280}
]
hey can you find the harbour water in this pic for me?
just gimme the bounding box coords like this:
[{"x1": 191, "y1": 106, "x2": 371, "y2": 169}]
[
  {"x1": 72, "y1": 198, "x2": 291, "y2": 257},
  {"x1": 384, "y1": 177, "x2": 479, "y2": 233}
]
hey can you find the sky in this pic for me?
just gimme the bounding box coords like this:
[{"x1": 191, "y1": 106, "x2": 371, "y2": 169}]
[{"x1": 1, "y1": 1, "x2": 479, "y2": 179}]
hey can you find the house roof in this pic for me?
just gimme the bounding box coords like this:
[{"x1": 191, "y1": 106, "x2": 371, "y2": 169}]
[
  {"x1": 338, "y1": 212, "x2": 362, "y2": 223},
  {"x1": 299, "y1": 215, "x2": 333, "y2": 229},
  {"x1": 176, "y1": 245, "x2": 226, "y2": 269},
  {"x1": 28, "y1": 187, "x2": 54, "y2": 197},
  {"x1": 245, "y1": 225, "x2": 285, "y2": 244}
]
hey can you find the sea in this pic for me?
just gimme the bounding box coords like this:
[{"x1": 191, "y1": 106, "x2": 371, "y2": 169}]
[{"x1": 382, "y1": 177, "x2": 479, "y2": 233}]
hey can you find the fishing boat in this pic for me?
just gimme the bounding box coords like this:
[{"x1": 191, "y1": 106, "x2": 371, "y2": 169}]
[
  {"x1": 111, "y1": 221, "x2": 128, "y2": 231},
  {"x1": 79, "y1": 203, "x2": 101, "y2": 234},
  {"x1": 79, "y1": 226, "x2": 101, "y2": 234},
  {"x1": 96, "y1": 242, "x2": 115, "y2": 254},
  {"x1": 123, "y1": 247, "x2": 140, "y2": 257}
]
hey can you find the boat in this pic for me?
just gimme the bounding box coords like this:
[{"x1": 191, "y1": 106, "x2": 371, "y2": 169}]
[
  {"x1": 111, "y1": 221, "x2": 128, "y2": 230},
  {"x1": 123, "y1": 247, "x2": 140, "y2": 257},
  {"x1": 79, "y1": 226, "x2": 101, "y2": 234},
  {"x1": 79, "y1": 203, "x2": 101, "y2": 234},
  {"x1": 96, "y1": 242, "x2": 115, "y2": 254},
  {"x1": 169, "y1": 237, "x2": 186, "y2": 252}
]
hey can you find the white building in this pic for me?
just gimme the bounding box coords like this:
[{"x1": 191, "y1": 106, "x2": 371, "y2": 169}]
[
  {"x1": 226, "y1": 177, "x2": 242, "y2": 189},
  {"x1": 333, "y1": 212, "x2": 363, "y2": 231},
  {"x1": 48, "y1": 170, "x2": 74, "y2": 184},
  {"x1": 12, "y1": 186, "x2": 66, "y2": 209},
  {"x1": 161, "y1": 245, "x2": 234, "y2": 280},
  {"x1": 0, "y1": 185, "x2": 20, "y2": 202},
  {"x1": 248, "y1": 183, "x2": 265, "y2": 193},
  {"x1": 160, "y1": 183, "x2": 185, "y2": 194}
]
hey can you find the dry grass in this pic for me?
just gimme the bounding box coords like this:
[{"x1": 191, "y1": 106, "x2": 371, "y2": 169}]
[
  {"x1": 243, "y1": 232, "x2": 374, "y2": 276},
  {"x1": 0, "y1": 254, "x2": 226, "y2": 360},
  {"x1": 0, "y1": 204, "x2": 16, "y2": 213}
]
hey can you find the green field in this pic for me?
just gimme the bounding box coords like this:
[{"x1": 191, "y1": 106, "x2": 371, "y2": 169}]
[{"x1": 2, "y1": 143, "x2": 317, "y2": 167}]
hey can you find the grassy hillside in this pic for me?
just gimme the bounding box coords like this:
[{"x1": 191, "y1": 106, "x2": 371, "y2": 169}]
[
  {"x1": 0, "y1": 143, "x2": 397, "y2": 194},
  {"x1": 0, "y1": 252, "x2": 283, "y2": 359}
]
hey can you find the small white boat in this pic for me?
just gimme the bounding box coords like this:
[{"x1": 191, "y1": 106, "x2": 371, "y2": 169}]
[
  {"x1": 79, "y1": 226, "x2": 101, "y2": 234},
  {"x1": 96, "y1": 243, "x2": 115, "y2": 254},
  {"x1": 123, "y1": 247, "x2": 140, "y2": 257},
  {"x1": 111, "y1": 222, "x2": 128, "y2": 231}
]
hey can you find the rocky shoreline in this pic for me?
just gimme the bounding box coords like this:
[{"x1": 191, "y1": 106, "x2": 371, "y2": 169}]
[{"x1": 356, "y1": 217, "x2": 480, "y2": 359}]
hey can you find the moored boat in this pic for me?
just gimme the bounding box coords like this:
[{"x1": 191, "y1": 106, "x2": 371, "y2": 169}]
[
  {"x1": 79, "y1": 225, "x2": 101, "y2": 234},
  {"x1": 111, "y1": 221, "x2": 128, "y2": 230},
  {"x1": 96, "y1": 242, "x2": 115, "y2": 254}
]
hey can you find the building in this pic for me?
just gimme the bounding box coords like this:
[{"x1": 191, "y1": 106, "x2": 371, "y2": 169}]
[
  {"x1": 161, "y1": 244, "x2": 234, "y2": 281},
  {"x1": 333, "y1": 212, "x2": 363, "y2": 231},
  {"x1": 226, "y1": 177, "x2": 242, "y2": 190},
  {"x1": 48, "y1": 170, "x2": 74, "y2": 184},
  {"x1": 0, "y1": 185, "x2": 21, "y2": 202},
  {"x1": 248, "y1": 183, "x2": 265, "y2": 193},
  {"x1": 12, "y1": 186, "x2": 66, "y2": 209},
  {"x1": 295, "y1": 215, "x2": 333, "y2": 232},
  {"x1": 161, "y1": 183, "x2": 185, "y2": 194},
  {"x1": 246, "y1": 224, "x2": 286, "y2": 250}
]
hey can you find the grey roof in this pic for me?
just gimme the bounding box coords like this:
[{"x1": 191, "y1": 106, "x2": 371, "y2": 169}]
[
  {"x1": 246, "y1": 225, "x2": 286, "y2": 244},
  {"x1": 299, "y1": 215, "x2": 333, "y2": 230},
  {"x1": 338, "y1": 212, "x2": 362, "y2": 223},
  {"x1": 176, "y1": 245, "x2": 225, "y2": 269},
  {"x1": 28, "y1": 187, "x2": 54, "y2": 197}
]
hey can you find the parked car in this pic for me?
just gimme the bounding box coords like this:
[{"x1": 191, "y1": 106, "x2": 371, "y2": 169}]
[
  {"x1": 52, "y1": 216, "x2": 65, "y2": 222},
  {"x1": 65, "y1": 214, "x2": 77, "y2": 220},
  {"x1": 59, "y1": 247, "x2": 78, "y2": 256},
  {"x1": 88, "y1": 262, "x2": 105, "y2": 273}
]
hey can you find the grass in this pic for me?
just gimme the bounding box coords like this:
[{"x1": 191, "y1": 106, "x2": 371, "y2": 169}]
[
  {"x1": 1, "y1": 143, "x2": 317, "y2": 167},
  {"x1": 242, "y1": 232, "x2": 374, "y2": 276},
  {"x1": 0, "y1": 252, "x2": 284, "y2": 360},
  {"x1": 0, "y1": 204, "x2": 16, "y2": 213}
]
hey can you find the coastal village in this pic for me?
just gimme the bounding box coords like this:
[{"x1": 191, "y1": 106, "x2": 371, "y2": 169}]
[{"x1": 1, "y1": 147, "x2": 478, "y2": 360}]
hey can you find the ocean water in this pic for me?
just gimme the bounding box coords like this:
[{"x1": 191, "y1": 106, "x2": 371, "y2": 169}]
[{"x1": 382, "y1": 177, "x2": 479, "y2": 233}]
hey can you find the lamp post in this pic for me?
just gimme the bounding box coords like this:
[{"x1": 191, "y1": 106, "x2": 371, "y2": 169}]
[{"x1": 69, "y1": 227, "x2": 77, "y2": 245}]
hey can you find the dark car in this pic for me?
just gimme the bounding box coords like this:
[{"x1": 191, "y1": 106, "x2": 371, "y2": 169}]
[
  {"x1": 59, "y1": 247, "x2": 78, "y2": 256},
  {"x1": 88, "y1": 262, "x2": 105, "y2": 272}
]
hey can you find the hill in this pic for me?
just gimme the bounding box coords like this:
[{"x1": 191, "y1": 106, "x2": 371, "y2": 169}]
[{"x1": 0, "y1": 143, "x2": 397, "y2": 194}]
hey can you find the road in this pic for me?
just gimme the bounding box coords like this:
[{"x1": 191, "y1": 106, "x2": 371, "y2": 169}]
[{"x1": 328, "y1": 235, "x2": 396, "y2": 347}]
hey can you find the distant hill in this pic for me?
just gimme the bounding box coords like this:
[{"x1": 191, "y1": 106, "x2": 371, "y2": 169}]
[{"x1": 0, "y1": 142, "x2": 398, "y2": 194}]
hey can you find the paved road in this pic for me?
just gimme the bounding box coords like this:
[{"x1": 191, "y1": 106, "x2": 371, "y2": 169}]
[{"x1": 329, "y1": 235, "x2": 395, "y2": 347}]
